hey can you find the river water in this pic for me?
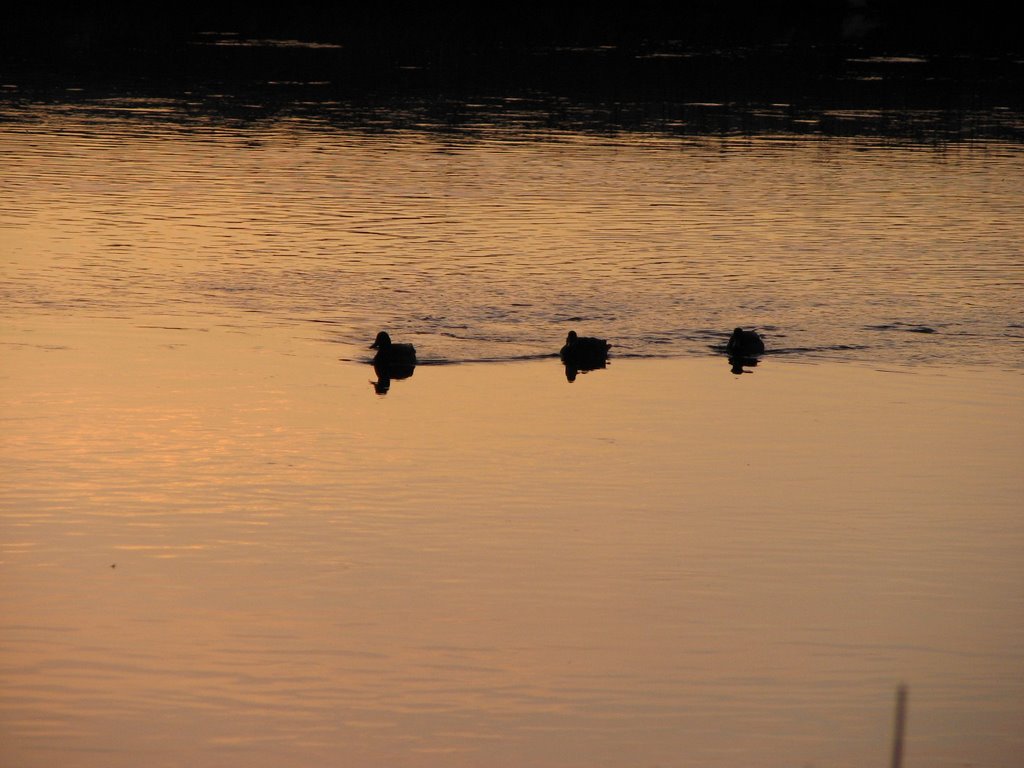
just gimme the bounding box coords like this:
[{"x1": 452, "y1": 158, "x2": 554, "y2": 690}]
[
  {"x1": 2, "y1": 96, "x2": 1022, "y2": 367},
  {"x1": 1, "y1": 86, "x2": 1023, "y2": 768}
]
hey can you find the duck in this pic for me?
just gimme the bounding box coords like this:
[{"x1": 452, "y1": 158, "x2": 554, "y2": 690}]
[
  {"x1": 560, "y1": 330, "x2": 611, "y2": 362},
  {"x1": 725, "y1": 327, "x2": 765, "y2": 356},
  {"x1": 370, "y1": 331, "x2": 417, "y2": 366}
]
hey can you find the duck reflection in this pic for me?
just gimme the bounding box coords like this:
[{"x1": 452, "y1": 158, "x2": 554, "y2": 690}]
[
  {"x1": 371, "y1": 361, "x2": 415, "y2": 394},
  {"x1": 560, "y1": 330, "x2": 611, "y2": 382},
  {"x1": 563, "y1": 357, "x2": 608, "y2": 382},
  {"x1": 369, "y1": 331, "x2": 417, "y2": 395},
  {"x1": 727, "y1": 355, "x2": 760, "y2": 374}
]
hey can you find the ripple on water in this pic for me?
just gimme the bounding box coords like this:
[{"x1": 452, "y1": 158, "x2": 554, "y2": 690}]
[{"x1": 0, "y1": 100, "x2": 1022, "y2": 368}]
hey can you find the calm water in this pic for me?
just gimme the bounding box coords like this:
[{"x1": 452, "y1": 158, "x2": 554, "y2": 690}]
[{"x1": 2, "y1": 93, "x2": 1023, "y2": 767}]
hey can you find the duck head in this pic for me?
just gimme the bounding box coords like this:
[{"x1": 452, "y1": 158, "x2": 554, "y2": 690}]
[{"x1": 370, "y1": 331, "x2": 391, "y2": 350}]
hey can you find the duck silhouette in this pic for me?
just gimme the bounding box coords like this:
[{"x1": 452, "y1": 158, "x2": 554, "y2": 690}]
[
  {"x1": 560, "y1": 330, "x2": 611, "y2": 361},
  {"x1": 560, "y1": 330, "x2": 610, "y2": 381},
  {"x1": 725, "y1": 328, "x2": 765, "y2": 357},
  {"x1": 369, "y1": 332, "x2": 416, "y2": 395},
  {"x1": 370, "y1": 331, "x2": 417, "y2": 366}
]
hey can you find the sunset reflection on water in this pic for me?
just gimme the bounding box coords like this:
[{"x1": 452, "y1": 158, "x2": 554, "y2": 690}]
[
  {"x1": 2, "y1": 317, "x2": 1022, "y2": 767},
  {"x1": 2, "y1": 103, "x2": 1021, "y2": 369},
  {"x1": 2, "y1": 85, "x2": 1023, "y2": 766}
]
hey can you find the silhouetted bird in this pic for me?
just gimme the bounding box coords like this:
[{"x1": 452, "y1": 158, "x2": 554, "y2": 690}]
[
  {"x1": 560, "y1": 330, "x2": 611, "y2": 382},
  {"x1": 726, "y1": 327, "x2": 765, "y2": 356},
  {"x1": 370, "y1": 331, "x2": 417, "y2": 366},
  {"x1": 560, "y1": 330, "x2": 611, "y2": 361}
]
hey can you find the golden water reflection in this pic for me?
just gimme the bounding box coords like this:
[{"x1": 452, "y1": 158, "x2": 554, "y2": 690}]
[
  {"x1": 3, "y1": 108, "x2": 1022, "y2": 368},
  {"x1": 2, "y1": 318, "x2": 1022, "y2": 767}
]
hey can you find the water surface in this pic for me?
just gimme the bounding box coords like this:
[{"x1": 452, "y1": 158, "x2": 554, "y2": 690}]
[
  {"x1": 2, "y1": 97, "x2": 1021, "y2": 367},
  {"x1": 2, "y1": 93, "x2": 1023, "y2": 767}
]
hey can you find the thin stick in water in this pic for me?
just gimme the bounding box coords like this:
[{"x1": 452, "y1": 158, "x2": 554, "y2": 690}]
[{"x1": 891, "y1": 684, "x2": 909, "y2": 768}]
